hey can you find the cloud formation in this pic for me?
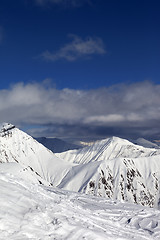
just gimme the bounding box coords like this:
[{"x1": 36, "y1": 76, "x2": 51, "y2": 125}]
[
  {"x1": 34, "y1": 0, "x2": 90, "y2": 7},
  {"x1": 0, "y1": 81, "x2": 160, "y2": 140},
  {"x1": 40, "y1": 35, "x2": 106, "y2": 61}
]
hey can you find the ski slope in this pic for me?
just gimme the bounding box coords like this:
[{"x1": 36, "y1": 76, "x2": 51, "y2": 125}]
[{"x1": 0, "y1": 171, "x2": 160, "y2": 240}]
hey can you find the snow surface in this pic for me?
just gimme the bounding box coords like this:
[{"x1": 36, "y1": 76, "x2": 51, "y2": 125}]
[
  {"x1": 1, "y1": 123, "x2": 160, "y2": 239},
  {"x1": 1, "y1": 125, "x2": 160, "y2": 208},
  {"x1": 57, "y1": 136, "x2": 160, "y2": 164},
  {"x1": 0, "y1": 171, "x2": 160, "y2": 240},
  {"x1": 58, "y1": 154, "x2": 160, "y2": 208},
  {"x1": 0, "y1": 124, "x2": 74, "y2": 185},
  {"x1": 56, "y1": 137, "x2": 160, "y2": 208}
]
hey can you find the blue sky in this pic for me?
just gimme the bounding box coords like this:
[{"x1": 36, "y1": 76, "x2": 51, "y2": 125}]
[{"x1": 0, "y1": 0, "x2": 160, "y2": 140}]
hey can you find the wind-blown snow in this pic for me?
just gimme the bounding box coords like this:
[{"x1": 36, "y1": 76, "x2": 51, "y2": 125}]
[{"x1": 0, "y1": 171, "x2": 160, "y2": 240}]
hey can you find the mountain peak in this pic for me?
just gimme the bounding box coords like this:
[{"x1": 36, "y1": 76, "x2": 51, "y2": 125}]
[{"x1": 0, "y1": 123, "x2": 15, "y2": 137}]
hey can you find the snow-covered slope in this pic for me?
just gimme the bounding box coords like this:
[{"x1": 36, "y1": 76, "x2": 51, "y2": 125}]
[
  {"x1": 0, "y1": 162, "x2": 50, "y2": 185},
  {"x1": 57, "y1": 136, "x2": 160, "y2": 164},
  {"x1": 1, "y1": 171, "x2": 160, "y2": 240},
  {"x1": 57, "y1": 137, "x2": 160, "y2": 208},
  {"x1": 0, "y1": 123, "x2": 73, "y2": 185},
  {"x1": 1, "y1": 124, "x2": 160, "y2": 209},
  {"x1": 58, "y1": 155, "x2": 160, "y2": 208}
]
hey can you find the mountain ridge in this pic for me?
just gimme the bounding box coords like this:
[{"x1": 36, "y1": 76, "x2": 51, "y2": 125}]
[
  {"x1": 0, "y1": 123, "x2": 74, "y2": 186},
  {"x1": 57, "y1": 136, "x2": 160, "y2": 164},
  {"x1": 0, "y1": 123, "x2": 160, "y2": 209}
]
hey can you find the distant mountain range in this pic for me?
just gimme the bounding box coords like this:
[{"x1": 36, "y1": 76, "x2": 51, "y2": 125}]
[
  {"x1": 0, "y1": 123, "x2": 160, "y2": 209},
  {"x1": 36, "y1": 136, "x2": 81, "y2": 153},
  {"x1": 132, "y1": 137, "x2": 160, "y2": 149}
]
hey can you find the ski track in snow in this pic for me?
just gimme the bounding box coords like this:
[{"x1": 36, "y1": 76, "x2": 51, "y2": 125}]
[
  {"x1": 0, "y1": 172, "x2": 160, "y2": 240},
  {"x1": 0, "y1": 124, "x2": 160, "y2": 239}
]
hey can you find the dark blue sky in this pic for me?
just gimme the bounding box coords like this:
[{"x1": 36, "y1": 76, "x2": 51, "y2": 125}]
[
  {"x1": 0, "y1": 0, "x2": 160, "y2": 89},
  {"x1": 0, "y1": 0, "x2": 160, "y2": 140}
]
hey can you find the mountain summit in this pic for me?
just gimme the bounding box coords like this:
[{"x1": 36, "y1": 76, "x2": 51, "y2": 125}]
[
  {"x1": 57, "y1": 136, "x2": 160, "y2": 208},
  {"x1": 57, "y1": 136, "x2": 160, "y2": 164},
  {"x1": 0, "y1": 123, "x2": 15, "y2": 137},
  {"x1": 0, "y1": 123, "x2": 73, "y2": 186}
]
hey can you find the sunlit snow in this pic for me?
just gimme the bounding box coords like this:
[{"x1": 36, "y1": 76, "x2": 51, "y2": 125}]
[
  {"x1": 0, "y1": 123, "x2": 160, "y2": 239},
  {"x1": 0, "y1": 172, "x2": 160, "y2": 240}
]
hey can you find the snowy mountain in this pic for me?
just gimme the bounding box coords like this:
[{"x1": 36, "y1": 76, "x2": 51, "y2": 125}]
[
  {"x1": 1, "y1": 123, "x2": 160, "y2": 209},
  {"x1": 0, "y1": 123, "x2": 74, "y2": 185},
  {"x1": 0, "y1": 162, "x2": 50, "y2": 186},
  {"x1": 1, "y1": 171, "x2": 160, "y2": 239},
  {"x1": 133, "y1": 137, "x2": 160, "y2": 149},
  {"x1": 36, "y1": 136, "x2": 81, "y2": 153},
  {"x1": 57, "y1": 137, "x2": 160, "y2": 208},
  {"x1": 57, "y1": 136, "x2": 160, "y2": 164}
]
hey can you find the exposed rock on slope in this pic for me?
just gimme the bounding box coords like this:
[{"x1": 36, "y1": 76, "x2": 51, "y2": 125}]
[
  {"x1": 1, "y1": 171, "x2": 160, "y2": 240},
  {"x1": 0, "y1": 123, "x2": 160, "y2": 209},
  {"x1": 57, "y1": 137, "x2": 160, "y2": 208}
]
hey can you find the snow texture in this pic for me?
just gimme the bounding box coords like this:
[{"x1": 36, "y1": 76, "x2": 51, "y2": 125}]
[
  {"x1": 1, "y1": 125, "x2": 160, "y2": 209},
  {"x1": 1, "y1": 123, "x2": 160, "y2": 239},
  {"x1": 0, "y1": 124, "x2": 74, "y2": 185},
  {"x1": 57, "y1": 137, "x2": 160, "y2": 208},
  {"x1": 0, "y1": 171, "x2": 160, "y2": 240}
]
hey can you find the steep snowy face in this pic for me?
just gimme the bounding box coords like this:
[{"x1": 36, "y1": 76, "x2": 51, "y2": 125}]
[
  {"x1": 57, "y1": 136, "x2": 160, "y2": 164},
  {"x1": 56, "y1": 137, "x2": 160, "y2": 208},
  {"x1": 0, "y1": 123, "x2": 73, "y2": 185},
  {"x1": 58, "y1": 155, "x2": 160, "y2": 208},
  {"x1": 1, "y1": 124, "x2": 160, "y2": 209},
  {"x1": 85, "y1": 156, "x2": 160, "y2": 208}
]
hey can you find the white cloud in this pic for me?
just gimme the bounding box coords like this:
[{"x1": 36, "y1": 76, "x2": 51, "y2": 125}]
[
  {"x1": 40, "y1": 35, "x2": 106, "y2": 61},
  {"x1": 85, "y1": 114, "x2": 125, "y2": 124},
  {"x1": 0, "y1": 81, "x2": 160, "y2": 139}
]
